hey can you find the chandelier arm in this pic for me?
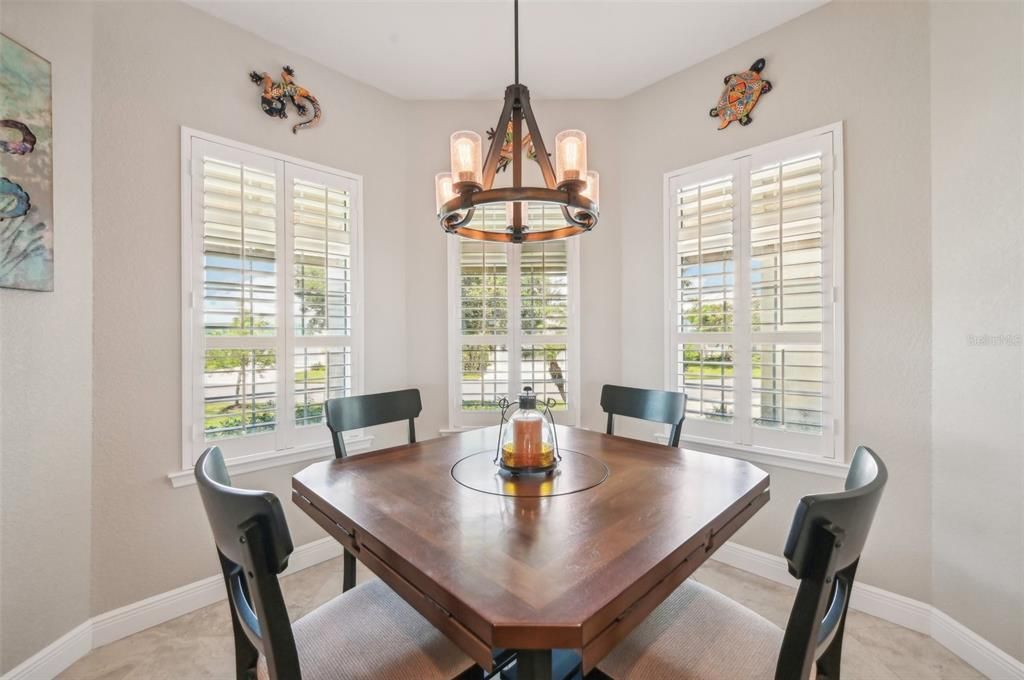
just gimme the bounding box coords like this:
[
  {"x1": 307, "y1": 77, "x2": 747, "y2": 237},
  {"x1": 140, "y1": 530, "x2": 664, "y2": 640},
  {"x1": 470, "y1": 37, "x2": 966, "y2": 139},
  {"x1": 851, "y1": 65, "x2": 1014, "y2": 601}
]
[
  {"x1": 442, "y1": 207, "x2": 476, "y2": 231},
  {"x1": 518, "y1": 87, "x2": 558, "y2": 189},
  {"x1": 560, "y1": 204, "x2": 596, "y2": 230},
  {"x1": 481, "y1": 88, "x2": 516, "y2": 190}
]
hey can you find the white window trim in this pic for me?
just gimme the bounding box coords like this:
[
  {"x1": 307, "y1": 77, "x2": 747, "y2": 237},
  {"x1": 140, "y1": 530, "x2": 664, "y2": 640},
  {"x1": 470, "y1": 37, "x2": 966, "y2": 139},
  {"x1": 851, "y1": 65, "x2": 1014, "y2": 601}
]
[
  {"x1": 445, "y1": 234, "x2": 582, "y2": 431},
  {"x1": 663, "y1": 122, "x2": 846, "y2": 468},
  {"x1": 174, "y1": 127, "x2": 368, "y2": 483}
]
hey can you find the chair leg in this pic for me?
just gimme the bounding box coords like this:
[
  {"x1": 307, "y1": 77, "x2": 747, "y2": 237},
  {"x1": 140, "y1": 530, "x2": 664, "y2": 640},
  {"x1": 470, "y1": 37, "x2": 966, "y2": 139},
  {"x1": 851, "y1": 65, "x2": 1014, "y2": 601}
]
[
  {"x1": 816, "y1": 606, "x2": 847, "y2": 680},
  {"x1": 342, "y1": 548, "x2": 357, "y2": 592}
]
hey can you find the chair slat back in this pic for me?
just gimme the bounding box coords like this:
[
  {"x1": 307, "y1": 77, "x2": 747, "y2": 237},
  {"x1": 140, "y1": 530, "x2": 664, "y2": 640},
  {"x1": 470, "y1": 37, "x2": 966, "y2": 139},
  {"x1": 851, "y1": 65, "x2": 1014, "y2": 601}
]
[
  {"x1": 600, "y1": 384, "x2": 687, "y2": 447},
  {"x1": 325, "y1": 388, "x2": 422, "y2": 458},
  {"x1": 775, "y1": 446, "x2": 888, "y2": 680},
  {"x1": 195, "y1": 447, "x2": 301, "y2": 680}
]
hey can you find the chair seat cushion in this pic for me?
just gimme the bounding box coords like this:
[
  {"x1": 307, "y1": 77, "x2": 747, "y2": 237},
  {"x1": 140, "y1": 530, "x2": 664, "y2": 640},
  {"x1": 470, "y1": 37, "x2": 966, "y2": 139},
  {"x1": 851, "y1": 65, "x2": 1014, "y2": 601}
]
[
  {"x1": 258, "y1": 579, "x2": 474, "y2": 680},
  {"x1": 597, "y1": 580, "x2": 782, "y2": 680}
]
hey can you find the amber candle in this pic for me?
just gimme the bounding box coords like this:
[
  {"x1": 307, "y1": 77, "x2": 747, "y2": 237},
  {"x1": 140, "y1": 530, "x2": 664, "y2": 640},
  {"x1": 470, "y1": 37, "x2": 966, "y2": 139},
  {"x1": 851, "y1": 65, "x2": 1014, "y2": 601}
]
[{"x1": 513, "y1": 417, "x2": 542, "y2": 468}]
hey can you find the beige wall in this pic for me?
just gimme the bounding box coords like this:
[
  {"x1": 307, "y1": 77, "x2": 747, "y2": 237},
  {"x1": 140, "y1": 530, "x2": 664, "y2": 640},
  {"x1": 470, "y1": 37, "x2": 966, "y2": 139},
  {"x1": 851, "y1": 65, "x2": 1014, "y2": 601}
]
[
  {"x1": 618, "y1": 0, "x2": 934, "y2": 603},
  {"x1": 930, "y1": 1, "x2": 1024, "y2": 661},
  {"x1": 403, "y1": 99, "x2": 622, "y2": 438},
  {"x1": 89, "y1": 1, "x2": 409, "y2": 615},
  {"x1": 0, "y1": 2, "x2": 95, "y2": 672},
  {"x1": 1, "y1": 0, "x2": 1022, "y2": 671}
]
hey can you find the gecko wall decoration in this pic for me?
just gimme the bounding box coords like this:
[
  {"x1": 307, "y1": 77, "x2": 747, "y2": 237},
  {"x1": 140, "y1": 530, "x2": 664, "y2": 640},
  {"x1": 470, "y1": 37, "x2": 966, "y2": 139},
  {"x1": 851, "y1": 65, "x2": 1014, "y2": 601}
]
[{"x1": 248, "y1": 65, "x2": 321, "y2": 134}]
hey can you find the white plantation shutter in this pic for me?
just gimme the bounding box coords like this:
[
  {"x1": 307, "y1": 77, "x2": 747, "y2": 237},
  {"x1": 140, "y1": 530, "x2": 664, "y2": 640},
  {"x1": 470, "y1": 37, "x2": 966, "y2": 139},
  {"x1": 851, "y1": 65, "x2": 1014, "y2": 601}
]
[
  {"x1": 673, "y1": 169, "x2": 737, "y2": 433},
  {"x1": 449, "y1": 203, "x2": 579, "y2": 427},
  {"x1": 287, "y1": 165, "x2": 361, "y2": 449},
  {"x1": 667, "y1": 126, "x2": 842, "y2": 459},
  {"x1": 184, "y1": 133, "x2": 362, "y2": 464}
]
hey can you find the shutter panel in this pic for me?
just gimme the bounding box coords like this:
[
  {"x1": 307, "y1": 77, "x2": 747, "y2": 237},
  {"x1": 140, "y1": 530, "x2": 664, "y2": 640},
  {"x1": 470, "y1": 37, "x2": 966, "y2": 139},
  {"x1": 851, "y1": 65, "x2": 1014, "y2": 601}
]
[
  {"x1": 202, "y1": 157, "x2": 277, "y2": 335},
  {"x1": 293, "y1": 178, "x2": 353, "y2": 336},
  {"x1": 750, "y1": 148, "x2": 829, "y2": 442},
  {"x1": 674, "y1": 171, "x2": 737, "y2": 427},
  {"x1": 287, "y1": 168, "x2": 360, "y2": 434}
]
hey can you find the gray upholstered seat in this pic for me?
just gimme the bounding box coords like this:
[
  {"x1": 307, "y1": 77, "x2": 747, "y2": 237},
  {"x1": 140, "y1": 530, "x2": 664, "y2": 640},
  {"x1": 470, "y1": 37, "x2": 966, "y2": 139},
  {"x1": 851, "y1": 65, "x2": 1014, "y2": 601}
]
[
  {"x1": 257, "y1": 579, "x2": 474, "y2": 680},
  {"x1": 597, "y1": 580, "x2": 782, "y2": 680}
]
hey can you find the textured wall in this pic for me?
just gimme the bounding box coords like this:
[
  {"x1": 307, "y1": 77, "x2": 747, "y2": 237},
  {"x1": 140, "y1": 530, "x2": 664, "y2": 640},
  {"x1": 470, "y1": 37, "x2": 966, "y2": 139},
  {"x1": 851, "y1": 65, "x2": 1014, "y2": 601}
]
[
  {"x1": 89, "y1": 0, "x2": 409, "y2": 615},
  {"x1": 0, "y1": 2, "x2": 94, "y2": 672},
  {"x1": 930, "y1": 1, "x2": 1024, "y2": 661},
  {"x1": 618, "y1": 0, "x2": 934, "y2": 603}
]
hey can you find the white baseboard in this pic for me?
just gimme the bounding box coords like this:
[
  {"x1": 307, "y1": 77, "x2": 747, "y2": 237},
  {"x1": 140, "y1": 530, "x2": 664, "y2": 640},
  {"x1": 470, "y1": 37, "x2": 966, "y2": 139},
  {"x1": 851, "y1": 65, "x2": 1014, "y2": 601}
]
[
  {"x1": 1, "y1": 622, "x2": 92, "y2": 680},
  {"x1": 932, "y1": 608, "x2": 1024, "y2": 680},
  {"x1": 710, "y1": 542, "x2": 1024, "y2": 680},
  {"x1": 1, "y1": 538, "x2": 343, "y2": 680}
]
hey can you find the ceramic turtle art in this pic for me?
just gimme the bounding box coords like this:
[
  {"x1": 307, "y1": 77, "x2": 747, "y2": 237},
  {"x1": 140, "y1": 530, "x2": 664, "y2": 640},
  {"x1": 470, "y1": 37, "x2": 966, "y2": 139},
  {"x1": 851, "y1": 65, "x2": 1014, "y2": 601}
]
[{"x1": 710, "y1": 58, "x2": 772, "y2": 129}]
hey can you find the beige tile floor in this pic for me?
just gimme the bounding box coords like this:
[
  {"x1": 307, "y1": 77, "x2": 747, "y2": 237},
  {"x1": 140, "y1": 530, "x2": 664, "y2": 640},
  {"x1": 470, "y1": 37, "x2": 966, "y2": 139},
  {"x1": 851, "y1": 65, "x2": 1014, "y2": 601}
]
[{"x1": 59, "y1": 558, "x2": 985, "y2": 680}]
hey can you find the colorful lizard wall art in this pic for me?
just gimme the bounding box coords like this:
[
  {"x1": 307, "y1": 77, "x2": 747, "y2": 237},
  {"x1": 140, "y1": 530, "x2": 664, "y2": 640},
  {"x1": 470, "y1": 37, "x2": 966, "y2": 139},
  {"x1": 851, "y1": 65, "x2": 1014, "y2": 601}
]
[{"x1": 248, "y1": 65, "x2": 321, "y2": 134}]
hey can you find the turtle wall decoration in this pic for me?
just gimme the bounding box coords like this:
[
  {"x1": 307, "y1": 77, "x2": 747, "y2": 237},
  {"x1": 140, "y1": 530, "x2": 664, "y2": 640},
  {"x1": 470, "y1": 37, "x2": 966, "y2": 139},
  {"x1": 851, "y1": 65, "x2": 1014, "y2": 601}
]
[{"x1": 710, "y1": 58, "x2": 772, "y2": 129}]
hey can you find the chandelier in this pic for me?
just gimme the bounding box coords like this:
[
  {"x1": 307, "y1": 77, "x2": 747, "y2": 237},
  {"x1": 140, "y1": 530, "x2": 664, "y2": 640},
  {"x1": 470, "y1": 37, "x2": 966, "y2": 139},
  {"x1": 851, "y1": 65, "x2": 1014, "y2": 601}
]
[{"x1": 434, "y1": 0, "x2": 599, "y2": 243}]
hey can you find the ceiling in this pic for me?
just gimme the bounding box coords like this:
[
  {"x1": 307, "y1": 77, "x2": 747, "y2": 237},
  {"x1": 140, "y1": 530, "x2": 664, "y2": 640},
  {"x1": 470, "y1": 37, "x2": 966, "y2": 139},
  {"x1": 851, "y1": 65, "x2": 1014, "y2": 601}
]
[{"x1": 188, "y1": 0, "x2": 827, "y2": 100}]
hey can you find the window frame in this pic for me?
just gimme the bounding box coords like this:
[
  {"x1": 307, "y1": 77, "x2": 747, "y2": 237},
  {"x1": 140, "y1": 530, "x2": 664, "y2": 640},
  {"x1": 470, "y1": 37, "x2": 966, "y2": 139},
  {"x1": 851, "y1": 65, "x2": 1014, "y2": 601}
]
[
  {"x1": 663, "y1": 122, "x2": 846, "y2": 466},
  {"x1": 446, "y1": 230, "x2": 582, "y2": 431},
  {"x1": 179, "y1": 128, "x2": 366, "y2": 476}
]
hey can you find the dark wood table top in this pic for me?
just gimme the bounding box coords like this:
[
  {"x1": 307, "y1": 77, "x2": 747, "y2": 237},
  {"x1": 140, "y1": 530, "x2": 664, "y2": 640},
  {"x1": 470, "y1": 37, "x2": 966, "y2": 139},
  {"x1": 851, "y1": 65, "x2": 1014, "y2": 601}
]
[{"x1": 292, "y1": 426, "x2": 769, "y2": 673}]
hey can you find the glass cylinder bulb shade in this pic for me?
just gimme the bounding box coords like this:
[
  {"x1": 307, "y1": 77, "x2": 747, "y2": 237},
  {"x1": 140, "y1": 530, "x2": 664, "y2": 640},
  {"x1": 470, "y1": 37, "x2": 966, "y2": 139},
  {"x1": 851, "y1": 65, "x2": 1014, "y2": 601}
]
[
  {"x1": 581, "y1": 171, "x2": 600, "y2": 208},
  {"x1": 450, "y1": 131, "x2": 483, "y2": 185},
  {"x1": 435, "y1": 173, "x2": 455, "y2": 213},
  {"x1": 555, "y1": 130, "x2": 588, "y2": 184}
]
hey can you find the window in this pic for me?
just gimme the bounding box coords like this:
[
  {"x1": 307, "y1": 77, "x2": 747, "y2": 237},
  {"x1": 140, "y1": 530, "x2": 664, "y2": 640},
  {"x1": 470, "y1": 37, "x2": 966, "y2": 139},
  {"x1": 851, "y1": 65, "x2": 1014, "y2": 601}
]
[
  {"x1": 666, "y1": 124, "x2": 843, "y2": 460},
  {"x1": 181, "y1": 130, "x2": 362, "y2": 468},
  {"x1": 447, "y1": 204, "x2": 580, "y2": 428}
]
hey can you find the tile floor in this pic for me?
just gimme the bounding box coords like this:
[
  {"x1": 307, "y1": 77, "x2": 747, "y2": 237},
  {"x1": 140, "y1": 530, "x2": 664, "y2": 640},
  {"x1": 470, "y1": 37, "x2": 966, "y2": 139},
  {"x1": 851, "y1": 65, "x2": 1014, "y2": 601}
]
[{"x1": 59, "y1": 557, "x2": 985, "y2": 679}]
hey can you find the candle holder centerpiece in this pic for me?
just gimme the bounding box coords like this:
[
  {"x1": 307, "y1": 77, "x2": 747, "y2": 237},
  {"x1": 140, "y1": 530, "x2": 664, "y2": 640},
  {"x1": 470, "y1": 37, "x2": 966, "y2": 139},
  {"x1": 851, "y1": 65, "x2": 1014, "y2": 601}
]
[{"x1": 495, "y1": 387, "x2": 561, "y2": 474}]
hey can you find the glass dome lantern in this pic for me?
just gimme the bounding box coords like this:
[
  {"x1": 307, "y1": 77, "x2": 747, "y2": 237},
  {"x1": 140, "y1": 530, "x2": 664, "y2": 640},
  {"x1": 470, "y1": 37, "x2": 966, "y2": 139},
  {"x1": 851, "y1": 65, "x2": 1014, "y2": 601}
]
[{"x1": 495, "y1": 387, "x2": 561, "y2": 474}]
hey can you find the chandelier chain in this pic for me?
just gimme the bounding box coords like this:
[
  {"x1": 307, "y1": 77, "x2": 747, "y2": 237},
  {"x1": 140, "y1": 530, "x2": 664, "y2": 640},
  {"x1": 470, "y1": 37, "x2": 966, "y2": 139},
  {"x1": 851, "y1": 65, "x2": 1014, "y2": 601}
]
[{"x1": 514, "y1": 0, "x2": 520, "y2": 85}]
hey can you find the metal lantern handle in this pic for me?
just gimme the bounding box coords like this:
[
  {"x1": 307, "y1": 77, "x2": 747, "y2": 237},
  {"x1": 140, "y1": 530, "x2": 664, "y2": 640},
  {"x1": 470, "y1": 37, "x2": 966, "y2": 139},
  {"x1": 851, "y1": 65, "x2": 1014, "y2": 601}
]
[{"x1": 542, "y1": 399, "x2": 562, "y2": 462}]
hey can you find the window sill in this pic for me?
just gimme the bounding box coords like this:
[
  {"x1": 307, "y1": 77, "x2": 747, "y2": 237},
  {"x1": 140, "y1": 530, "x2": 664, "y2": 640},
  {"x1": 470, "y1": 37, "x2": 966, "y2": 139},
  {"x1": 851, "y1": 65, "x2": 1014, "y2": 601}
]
[
  {"x1": 167, "y1": 434, "x2": 374, "y2": 488},
  {"x1": 652, "y1": 432, "x2": 849, "y2": 479}
]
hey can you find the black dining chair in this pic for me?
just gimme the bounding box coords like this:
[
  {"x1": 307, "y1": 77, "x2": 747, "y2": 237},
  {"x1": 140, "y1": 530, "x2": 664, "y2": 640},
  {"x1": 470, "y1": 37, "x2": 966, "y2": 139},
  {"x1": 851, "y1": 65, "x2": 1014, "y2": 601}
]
[
  {"x1": 325, "y1": 388, "x2": 422, "y2": 591},
  {"x1": 600, "y1": 384, "x2": 687, "y2": 447},
  {"x1": 593, "y1": 445, "x2": 888, "y2": 680},
  {"x1": 325, "y1": 388, "x2": 422, "y2": 458},
  {"x1": 195, "y1": 447, "x2": 479, "y2": 680}
]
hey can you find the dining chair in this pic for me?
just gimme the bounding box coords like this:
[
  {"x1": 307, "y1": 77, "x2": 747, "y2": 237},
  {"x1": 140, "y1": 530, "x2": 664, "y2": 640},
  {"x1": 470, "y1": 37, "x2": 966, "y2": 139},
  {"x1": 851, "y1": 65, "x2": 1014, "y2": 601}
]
[
  {"x1": 325, "y1": 388, "x2": 422, "y2": 591},
  {"x1": 195, "y1": 447, "x2": 479, "y2": 680},
  {"x1": 600, "y1": 384, "x2": 687, "y2": 447},
  {"x1": 325, "y1": 388, "x2": 422, "y2": 458},
  {"x1": 593, "y1": 445, "x2": 888, "y2": 680}
]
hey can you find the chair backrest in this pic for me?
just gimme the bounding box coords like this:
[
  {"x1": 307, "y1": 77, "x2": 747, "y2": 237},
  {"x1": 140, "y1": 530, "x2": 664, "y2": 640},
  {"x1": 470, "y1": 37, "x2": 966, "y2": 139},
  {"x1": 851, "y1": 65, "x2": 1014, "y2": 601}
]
[
  {"x1": 324, "y1": 388, "x2": 422, "y2": 458},
  {"x1": 775, "y1": 446, "x2": 888, "y2": 680},
  {"x1": 600, "y1": 384, "x2": 687, "y2": 447},
  {"x1": 195, "y1": 447, "x2": 301, "y2": 680}
]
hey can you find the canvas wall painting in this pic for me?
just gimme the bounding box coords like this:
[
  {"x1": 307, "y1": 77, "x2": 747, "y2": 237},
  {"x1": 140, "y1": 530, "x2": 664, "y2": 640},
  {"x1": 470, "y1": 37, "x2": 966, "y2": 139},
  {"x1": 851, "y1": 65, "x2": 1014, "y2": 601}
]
[{"x1": 0, "y1": 33, "x2": 53, "y2": 291}]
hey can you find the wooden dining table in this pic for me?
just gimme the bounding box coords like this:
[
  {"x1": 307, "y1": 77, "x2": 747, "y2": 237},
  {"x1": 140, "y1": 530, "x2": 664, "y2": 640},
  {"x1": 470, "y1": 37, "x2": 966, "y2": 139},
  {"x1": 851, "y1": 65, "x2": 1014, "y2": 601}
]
[{"x1": 292, "y1": 425, "x2": 769, "y2": 680}]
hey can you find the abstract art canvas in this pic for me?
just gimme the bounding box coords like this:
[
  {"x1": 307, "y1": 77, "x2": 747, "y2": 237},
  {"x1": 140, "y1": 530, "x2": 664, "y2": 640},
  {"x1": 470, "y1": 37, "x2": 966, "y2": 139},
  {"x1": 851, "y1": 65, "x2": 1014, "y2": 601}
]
[{"x1": 0, "y1": 33, "x2": 53, "y2": 291}]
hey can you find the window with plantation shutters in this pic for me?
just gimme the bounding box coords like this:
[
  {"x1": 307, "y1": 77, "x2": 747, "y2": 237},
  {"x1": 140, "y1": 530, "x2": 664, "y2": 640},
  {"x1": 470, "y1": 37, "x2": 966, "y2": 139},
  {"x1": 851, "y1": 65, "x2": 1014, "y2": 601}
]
[
  {"x1": 448, "y1": 203, "x2": 580, "y2": 429},
  {"x1": 666, "y1": 124, "x2": 843, "y2": 460},
  {"x1": 182, "y1": 131, "x2": 363, "y2": 467}
]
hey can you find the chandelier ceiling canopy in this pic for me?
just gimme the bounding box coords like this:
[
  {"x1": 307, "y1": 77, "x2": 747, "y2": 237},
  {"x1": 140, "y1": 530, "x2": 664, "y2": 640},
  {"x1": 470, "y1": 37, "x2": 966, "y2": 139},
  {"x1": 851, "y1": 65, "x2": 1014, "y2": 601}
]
[{"x1": 435, "y1": 0, "x2": 599, "y2": 243}]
